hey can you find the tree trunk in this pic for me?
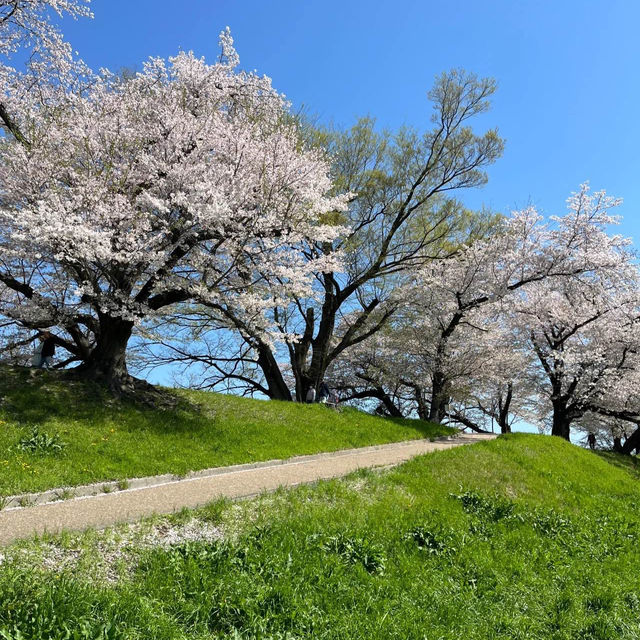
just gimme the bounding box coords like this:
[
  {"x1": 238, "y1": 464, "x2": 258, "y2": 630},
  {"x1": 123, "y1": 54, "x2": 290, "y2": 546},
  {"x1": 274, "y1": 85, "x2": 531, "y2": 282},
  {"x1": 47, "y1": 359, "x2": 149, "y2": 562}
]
[
  {"x1": 75, "y1": 314, "x2": 134, "y2": 392},
  {"x1": 551, "y1": 399, "x2": 571, "y2": 440},
  {"x1": 256, "y1": 344, "x2": 292, "y2": 401},
  {"x1": 414, "y1": 386, "x2": 429, "y2": 422},
  {"x1": 500, "y1": 422, "x2": 512, "y2": 434},
  {"x1": 429, "y1": 369, "x2": 448, "y2": 423},
  {"x1": 621, "y1": 427, "x2": 640, "y2": 455},
  {"x1": 498, "y1": 383, "x2": 513, "y2": 434},
  {"x1": 298, "y1": 289, "x2": 338, "y2": 402},
  {"x1": 429, "y1": 333, "x2": 455, "y2": 424},
  {"x1": 376, "y1": 388, "x2": 404, "y2": 418}
]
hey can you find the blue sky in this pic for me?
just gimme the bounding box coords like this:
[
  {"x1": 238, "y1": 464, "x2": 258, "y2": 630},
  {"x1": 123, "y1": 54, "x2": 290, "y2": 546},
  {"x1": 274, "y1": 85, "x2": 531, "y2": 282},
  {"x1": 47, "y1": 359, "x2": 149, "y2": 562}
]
[{"x1": 59, "y1": 0, "x2": 640, "y2": 241}]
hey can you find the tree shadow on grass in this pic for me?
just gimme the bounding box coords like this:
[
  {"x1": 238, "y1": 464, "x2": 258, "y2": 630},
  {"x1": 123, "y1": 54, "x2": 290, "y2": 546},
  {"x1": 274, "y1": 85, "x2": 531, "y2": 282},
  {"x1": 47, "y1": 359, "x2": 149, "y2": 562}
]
[
  {"x1": 384, "y1": 415, "x2": 456, "y2": 438},
  {"x1": 595, "y1": 450, "x2": 640, "y2": 479},
  {"x1": 0, "y1": 364, "x2": 207, "y2": 435},
  {"x1": 0, "y1": 364, "x2": 456, "y2": 441}
]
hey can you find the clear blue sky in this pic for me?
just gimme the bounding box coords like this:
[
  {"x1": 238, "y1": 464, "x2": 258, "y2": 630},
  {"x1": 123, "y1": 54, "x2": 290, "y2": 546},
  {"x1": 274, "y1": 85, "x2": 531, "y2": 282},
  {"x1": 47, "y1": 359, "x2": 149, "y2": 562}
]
[{"x1": 58, "y1": 0, "x2": 640, "y2": 241}]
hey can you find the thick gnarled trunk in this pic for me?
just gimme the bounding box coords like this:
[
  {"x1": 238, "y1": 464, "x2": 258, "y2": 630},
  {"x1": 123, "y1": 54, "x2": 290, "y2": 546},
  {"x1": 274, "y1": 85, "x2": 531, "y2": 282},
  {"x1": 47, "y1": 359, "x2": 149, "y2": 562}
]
[
  {"x1": 75, "y1": 315, "x2": 134, "y2": 392},
  {"x1": 294, "y1": 289, "x2": 338, "y2": 402},
  {"x1": 428, "y1": 324, "x2": 459, "y2": 423}
]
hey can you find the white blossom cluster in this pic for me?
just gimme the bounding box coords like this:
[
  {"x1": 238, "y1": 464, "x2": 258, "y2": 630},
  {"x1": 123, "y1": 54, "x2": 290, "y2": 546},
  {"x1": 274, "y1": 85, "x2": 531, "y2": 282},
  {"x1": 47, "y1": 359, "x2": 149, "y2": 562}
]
[{"x1": 0, "y1": 21, "x2": 349, "y2": 367}]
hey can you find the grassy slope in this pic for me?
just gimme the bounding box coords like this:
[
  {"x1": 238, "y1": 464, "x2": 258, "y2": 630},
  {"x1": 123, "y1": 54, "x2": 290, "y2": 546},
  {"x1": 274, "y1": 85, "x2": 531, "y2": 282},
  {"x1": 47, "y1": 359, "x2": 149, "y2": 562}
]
[
  {"x1": 0, "y1": 365, "x2": 454, "y2": 496},
  {"x1": 2, "y1": 434, "x2": 639, "y2": 639}
]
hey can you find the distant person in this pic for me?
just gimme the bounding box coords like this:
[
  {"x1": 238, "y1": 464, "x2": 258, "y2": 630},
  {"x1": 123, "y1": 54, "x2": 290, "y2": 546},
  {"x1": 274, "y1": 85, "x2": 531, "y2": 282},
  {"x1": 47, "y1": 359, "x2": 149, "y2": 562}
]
[
  {"x1": 31, "y1": 334, "x2": 43, "y2": 367},
  {"x1": 305, "y1": 387, "x2": 316, "y2": 403},
  {"x1": 37, "y1": 331, "x2": 56, "y2": 369},
  {"x1": 318, "y1": 381, "x2": 330, "y2": 403},
  {"x1": 587, "y1": 432, "x2": 596, "y2": 450}
]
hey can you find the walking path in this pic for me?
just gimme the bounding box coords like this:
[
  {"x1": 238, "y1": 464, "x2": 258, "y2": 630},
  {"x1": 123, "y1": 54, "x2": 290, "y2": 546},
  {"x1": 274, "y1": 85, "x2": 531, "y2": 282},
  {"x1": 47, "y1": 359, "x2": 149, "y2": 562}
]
[{"x1": 0, "y1": 432, "x2": 496, "y2": 546}]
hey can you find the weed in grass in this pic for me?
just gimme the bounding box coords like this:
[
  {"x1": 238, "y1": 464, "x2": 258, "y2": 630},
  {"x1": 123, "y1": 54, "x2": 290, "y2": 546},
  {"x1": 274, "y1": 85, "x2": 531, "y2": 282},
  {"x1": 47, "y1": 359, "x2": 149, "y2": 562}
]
[
  {"x1": 405, "y1": 525, "x2": 458, "y2": 555},
  {"x1": 451, "y1": 489, "x2": 516, "y2": 521},
  {"x1": 585, "y1": 593, "x2": 616, "y2": 614},
  {"x1": 199, "y1": 498, "x2": 230, "y2": 524},
  {"x1": 17, "y1": 495, "x2": 35, "y2": 507},
  {"x1": 53, "y1": 487, "x2": 75, "y2": 501},
  {"x1": 139, "y1": 539, "x2": 234, "y2": 579},
  {"x1": 529, "y1": 508, "x2": 574, "y2": 538},
  {"x1": 321, "y1": 532, "x2": 386, "y2": 574},
  {"x1": 468, "y1": 519, "x2": 491, "y2": 540},
  {"x1": 17, "y1": 425, "x2": 66, "y2": 455},
  {"x1": 0, "y1": 495, "x2": 8, "y2": 510},
  {"x1": 624, "y1": 593, "x2": 640, "y2": 611}
]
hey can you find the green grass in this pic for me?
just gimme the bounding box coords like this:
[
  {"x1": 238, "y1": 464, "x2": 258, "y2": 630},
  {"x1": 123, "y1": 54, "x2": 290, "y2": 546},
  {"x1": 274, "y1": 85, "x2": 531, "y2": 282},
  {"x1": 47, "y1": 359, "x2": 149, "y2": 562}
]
[
  {"x1": 0, "y1": 364, "x2": 454, "y2": 496},
  {"x1": 1, "y1": 434, "x2": 639, "y2": 639}
]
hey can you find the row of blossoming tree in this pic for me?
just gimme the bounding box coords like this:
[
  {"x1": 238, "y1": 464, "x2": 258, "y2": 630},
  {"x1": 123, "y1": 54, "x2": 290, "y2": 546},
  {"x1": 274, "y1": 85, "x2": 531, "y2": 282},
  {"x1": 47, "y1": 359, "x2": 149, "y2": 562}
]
[
  {"x1": 330, "y1": 189, "x2": 640, "y2": 450},
  {"x1": 2, "y1": 2, "x2": 640, "y2": 450}
]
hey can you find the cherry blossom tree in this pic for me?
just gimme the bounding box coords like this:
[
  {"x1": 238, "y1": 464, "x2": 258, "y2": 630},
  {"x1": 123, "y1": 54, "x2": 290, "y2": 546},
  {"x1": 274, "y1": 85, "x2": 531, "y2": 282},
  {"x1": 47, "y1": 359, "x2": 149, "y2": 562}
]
[
  {"x1": 0, "y1": 1, "x2": 90, "y2": 54},
  {"x1": 508, "y1": 188, "x2": 639, "y2": 440},
  {"x1": 442, "y1": 316, "x2": 536, "y2": 434},
  {"x1": 1, "y1": 1, "x2": 92, "y2": 141},
  {"x1": 329, "y1": 304, "x2": 535, "y2": 433},
  {"x1": 0, "y1": 30, "x2": 348, "y2": 391},
  {"x1": 517, "y1": 281, "x2": 640, "y2": 440},
  {"x1": 328, "y1": 186, "x2": 640, "y2": 437}
]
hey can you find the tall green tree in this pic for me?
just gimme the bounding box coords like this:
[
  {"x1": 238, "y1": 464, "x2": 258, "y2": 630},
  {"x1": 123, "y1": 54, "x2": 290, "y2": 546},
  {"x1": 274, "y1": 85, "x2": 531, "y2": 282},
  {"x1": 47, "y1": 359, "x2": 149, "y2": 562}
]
[{"x1": 159, "y1": 70, "x2": 504, "y2": 400}]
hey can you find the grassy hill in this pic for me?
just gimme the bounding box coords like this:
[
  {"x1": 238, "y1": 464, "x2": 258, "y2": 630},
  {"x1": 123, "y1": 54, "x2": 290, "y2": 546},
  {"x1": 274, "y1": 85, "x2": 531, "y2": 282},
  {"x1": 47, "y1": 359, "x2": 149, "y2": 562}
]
[
  {"x1": 0, "y1": 364, "x2": 454, "y2": 497},
  {"x1": 1, "y1": 434, "x2": 639, "y2": 638}
]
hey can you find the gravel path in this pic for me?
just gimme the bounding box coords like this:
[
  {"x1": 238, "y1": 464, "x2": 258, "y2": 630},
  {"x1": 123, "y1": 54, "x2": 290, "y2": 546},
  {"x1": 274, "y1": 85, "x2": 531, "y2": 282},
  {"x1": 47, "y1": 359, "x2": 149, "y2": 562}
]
[{"x1": 0, "y1": 432, "x2": 496, "y2": 546}]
